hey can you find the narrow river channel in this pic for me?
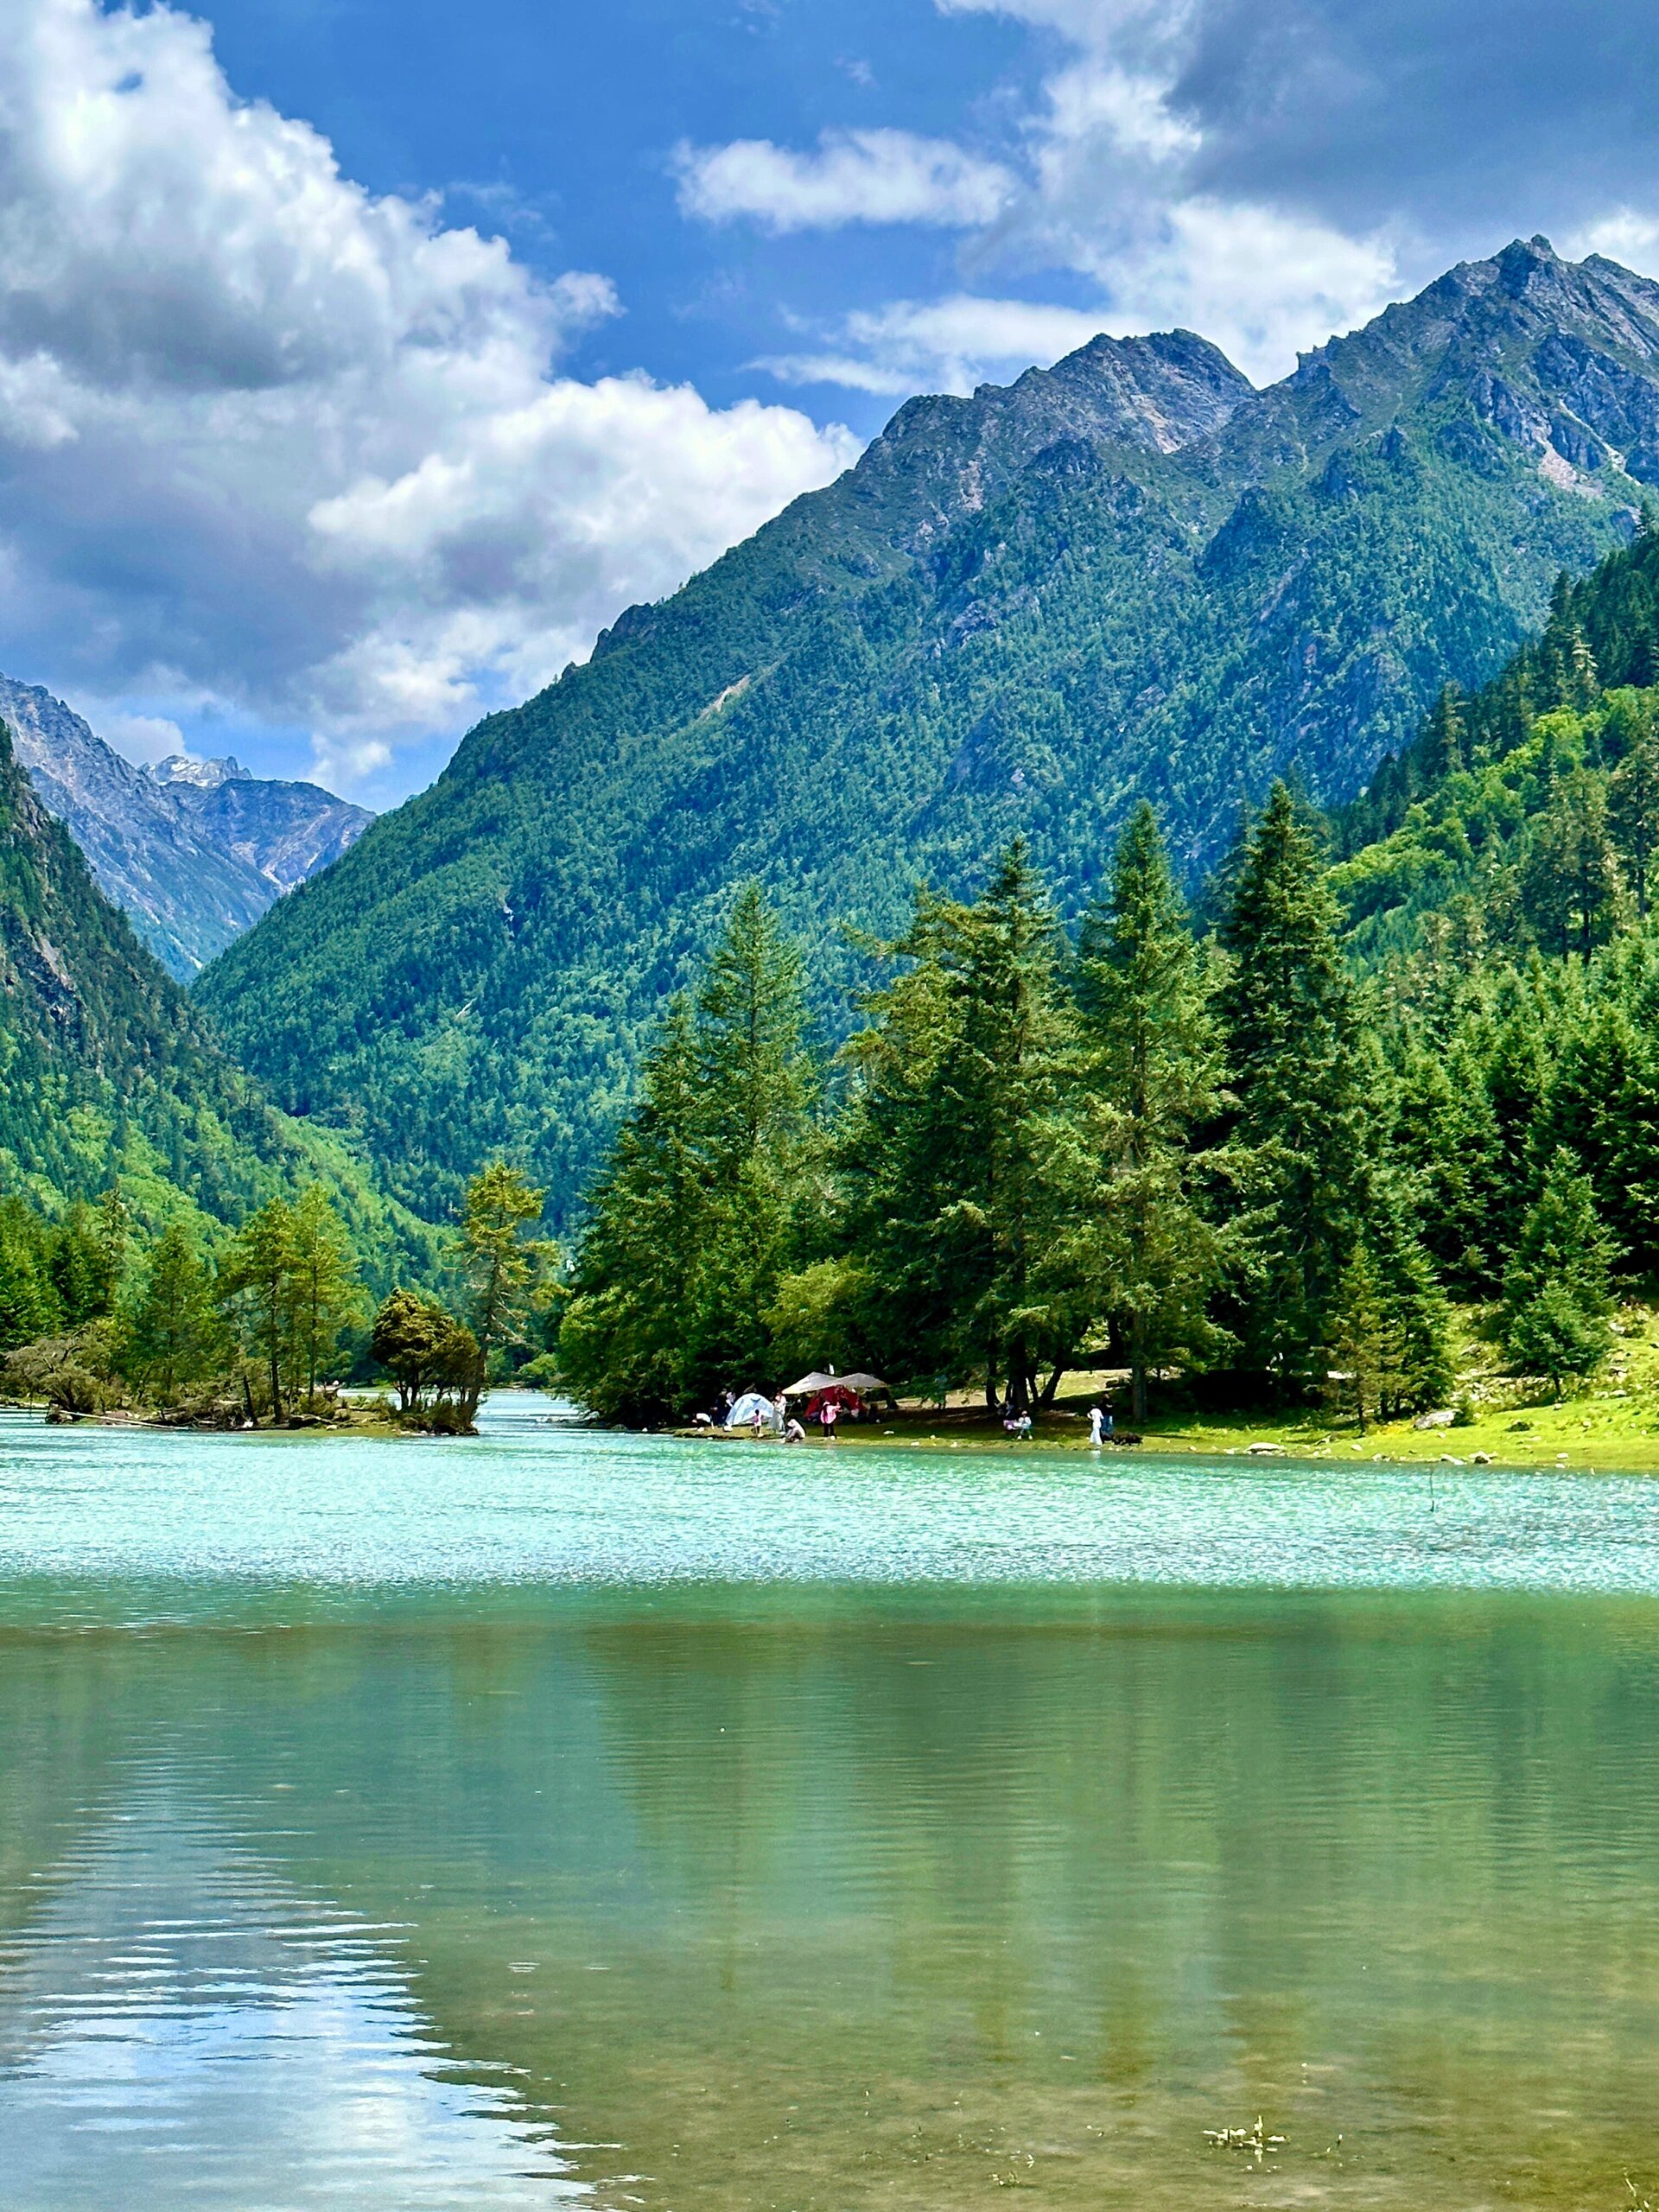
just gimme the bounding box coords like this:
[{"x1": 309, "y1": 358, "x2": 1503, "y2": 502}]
[{"x1": 4, "y1": 1395, "x2": 1659, "y2": 2209}]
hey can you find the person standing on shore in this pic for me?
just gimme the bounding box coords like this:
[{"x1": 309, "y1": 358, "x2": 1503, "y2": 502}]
[
  {"x1": 1089, "y1": 1405, "x2": 1104, "y2": 1447},
  {"x1": 820, "y1": 1399, "x2": 839, "y2": 1443}
]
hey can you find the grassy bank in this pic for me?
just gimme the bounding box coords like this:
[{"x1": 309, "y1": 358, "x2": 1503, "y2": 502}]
[{"x1": 683, "y1": 1303, "x2": 1659, "y2": 1472}]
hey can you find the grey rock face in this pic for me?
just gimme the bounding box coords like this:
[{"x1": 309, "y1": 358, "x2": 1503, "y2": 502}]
[
  {"x1": 146, "y1": 753, "x2": 370, "y2": 900},
  {"x1": 0, "y1": 677, "x2": 371, "y2": 976}
]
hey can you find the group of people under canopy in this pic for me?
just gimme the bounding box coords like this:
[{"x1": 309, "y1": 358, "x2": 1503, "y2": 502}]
[{"x1": 721, "y1": 1372, "x2": 893, "y2": 1437}]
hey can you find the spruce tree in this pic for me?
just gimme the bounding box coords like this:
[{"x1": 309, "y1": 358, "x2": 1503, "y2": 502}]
[
  {"x1": 1522, "y1": 768, "x2": 1620, "y2": 956},
  {"x1": 455, "y1": 1162, "x2": 550, "y2": 1420},
  {"x1": 841, "y1": 841, "x2": 1089, "y2": 1411},
  {"x1": 1502, "y1": 1147, "x2": 1618, "y2": 1395},
  {"x1": 686, "y1": 883, "x2": 816, "y2": 1391},
  {"x1": 1218, "y1": 781, "x2": 1367, "y2": 1381},
  {"x1": 121, "y1": 1221, "x2": 224, "y2": 1407},
  {"x1": 1426, "y1": 683, "x2": 1466, "y2": 779},
  {"x1": 0, "y1": 1222, "x2": 55, "y2": 1353},
  {"x1": 289, "y1": 1185, "x2": 363, "y2": 1405},
  {"x1": 557, "y1": 999, "x2": 708, "y2": 1420},
  {"x1": 219, "y1": 1198, "x2": 300, "y2": 1420},
  {"x1": 1609, "y1": 692, "x2": 1659, "y2": 918},
  {"x1": 1077, "y1": 800, "x2": 1227, "y2": 1422},
  {"x1": 1324, "y1": 1244, "x2": 1394, "y2": 1431},
  {"x1": 1363, "y1": 1181, "x2": 1454, "y2": 1414},
  {"x1": 48, "y1": 1202, "x2": 111, "y2": 1326},
  {"x1": 558, "y1": 886, "x2": 814, "y2": 1420}
]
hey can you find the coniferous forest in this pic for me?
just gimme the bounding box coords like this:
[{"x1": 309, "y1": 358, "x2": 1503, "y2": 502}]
[
  {"x1": 10, "y1": 523, "x2": 1659, "y2": 1429},
  {"x1": 558, "y1": 522, "x2": 1659, "y2": 1426}
]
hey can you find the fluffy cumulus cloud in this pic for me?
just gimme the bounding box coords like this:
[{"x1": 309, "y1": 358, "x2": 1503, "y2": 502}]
[
  {"x1": 682, "y1": 0, "x2": 1402, "y2": 391},
  {"x1": 690, "y1": 0, "x2": 1659, "y2": 396},
  {"x1": 740, "y1": 0, "x2": 1659, "y2": 394},
  {"x1": 76, "y1": 708, "x2": 191, "y2": 767},
  {"x1": 675, "y1": 129, "x2": 1015, "y2": 233},
  {"x1": 760, "y1": 295, "x2": 1111, "y2": 396},
  {"x1": 0, "y1": 0, "x2": 859, "y2": 790}
]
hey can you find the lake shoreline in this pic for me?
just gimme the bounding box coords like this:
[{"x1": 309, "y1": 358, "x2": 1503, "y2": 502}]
[{"x1": 664, "y1": 1383, "x2": 1659, "y2": 1474}]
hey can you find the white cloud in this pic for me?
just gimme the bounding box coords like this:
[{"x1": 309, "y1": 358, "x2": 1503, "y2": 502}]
[
  {"x1": 761, "y1": 295, "x2": 1109, "y2": 394},
  {"x1": 0, "y1": 0, "x2": 860, "y2": 788},
  {"x1": 675, "y1": 128, "x2": 1015, "y2": 232},
  {"x1": 739, "y1": 0, "x2": 1401, "y2": 391},
  {"x1": 1082, "y1": 200, "x2": 1398, "y2": 381},
  {"x1": 78, "y1": 706, "x2": 190, "y2": 767},
  {"x1": 1567, "y1": 208, "x2": 1659, "y2": 272}
]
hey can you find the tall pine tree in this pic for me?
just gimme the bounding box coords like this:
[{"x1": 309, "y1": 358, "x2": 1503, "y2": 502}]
[
  {"x1": 1076, "y1": 801, "x2": 1228, "y2": 1422},
  {"x1": 1218, "y1": 781, "x2": 1368, "y2": 1381},
  {"x1": 557, "y1": 886, "x2": 814, "y2": 1419},
  {"x1": 840, "y1": 842, "x2": 1090, "y2": 1411}
]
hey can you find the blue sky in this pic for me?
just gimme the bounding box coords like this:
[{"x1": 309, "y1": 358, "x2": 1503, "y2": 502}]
[{"x1": 3, "y1": 0, "x2": 1659, "y2": 807}]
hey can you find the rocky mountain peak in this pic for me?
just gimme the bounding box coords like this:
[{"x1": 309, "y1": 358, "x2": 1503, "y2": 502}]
[
  {"x1": 0, "y1": 672, "x2": 371, "y2": 975},
  {"x1": 147, "y1": 753, "x2": 251, "y2": 791}
]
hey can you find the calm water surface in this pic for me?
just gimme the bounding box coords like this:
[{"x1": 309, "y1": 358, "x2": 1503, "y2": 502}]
[{"x1": 4, "y1": 1397, "x2": 1659, "y2": 2209}]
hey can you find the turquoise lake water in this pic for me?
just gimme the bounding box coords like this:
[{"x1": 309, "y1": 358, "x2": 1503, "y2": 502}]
[{"x1": 4, "y1": 1395, "x2": 1659, "y2": 2209}]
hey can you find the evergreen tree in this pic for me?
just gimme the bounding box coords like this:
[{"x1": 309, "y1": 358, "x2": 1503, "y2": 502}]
[
  {"x1": 1218, "y1": 781, "x2": 1368, "y2": 1379},
  {"x1": 48, "y1": 1201, "x2": 111, "y2": 1326},
  {"x1": 1364, "y1": 1182, "x2": 1455, "y2": 1414},
  {"x1": 841, "y1": 841, "x2": 1090, "y2": 1411},
  {"x1": 1608, "y1": 691, "x2": 1659, "y2": 917},
  {"x1": 289, "y1": 1185, "x2": 363, "y2": 1404},
  {"x1": 121, "y1": 1221, "x2": 224, "y2": 1406},
  {"x1": 98, "y1": 1184, "x2": 133, "y2": 1306},
  {"x1": 219, "y1": 1198, "x2": 300, "y2": 1420},
  {"x1": 1522, "y1": 768, "x2": 1620, "y2": 956},
  {"x1": 1386, "y1": 1032, "x2": 1506, "y2": 1291},
  {"x1": 559, "y1": 886, "x2": 817, "y2": 1421},
  {"x1": 1076, "y1": 801, "x2": 1227, "y2": 1422},
  {"x1": 1324, "y1": 1244, "x2": 1395, "y2": 1431},
  {"x1": 454, "y1": 1161, "x2": 551, "y2": 1420},
  {"x1": 684, "y1": 882, "x2": 817, "y2": 1390},
  {"x1": 1426, "y1": 683, "x2": 1465, "y2": 779},
  {"x1": 371, "y1": 1287, "x2": 477, "y2": 1420},
  {"x1": 1502, "y1": 1147, "x2": 1618, "y2": 1395},
  {"x1": 557, "y1": 1000, "x2": 709, "y2": 1421},
  {"x1": 0, "y1": 1215, "x2": 56, "y2": 1353}
]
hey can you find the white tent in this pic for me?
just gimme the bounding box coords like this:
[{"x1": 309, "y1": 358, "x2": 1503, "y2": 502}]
[
  {"x1": 783, "y1": 1372, "x2": 839, "y2": 1396},
  {"x1": 727, "y1": 1390, "x2": 781, "y2": 1431},
  {"x1": 837, "y1": 1372, "x2": 892, "y2": 1396}
]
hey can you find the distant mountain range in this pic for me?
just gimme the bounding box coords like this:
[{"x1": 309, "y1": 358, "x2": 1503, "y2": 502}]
[
  {"x1": 197, "y1": 235, "x2": 1659, "y2": 1224},
  {"x1": 0, "y1": 715, "x2": 428, "y2": 1276},
  {"x1": 0, "y1": 677, "x2": 372, "y2": 977}
]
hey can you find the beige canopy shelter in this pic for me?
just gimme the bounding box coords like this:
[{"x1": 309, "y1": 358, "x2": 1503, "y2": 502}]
[{"x1": 782, "y1": 1370, "x2": 894, "y2": 1405}]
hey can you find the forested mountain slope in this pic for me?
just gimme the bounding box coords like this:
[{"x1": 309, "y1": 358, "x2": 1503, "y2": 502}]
[
  {"x1": 1297, "y1": 523, "x2": 1659, "y2": 1310},
  {"x1": 0, "y1": 721, "x2": 426, "y2": 1275},
  {"x1": 0, "y1": 677, "x2": 370, "y2": 976},
  {"x1": 200, "y1": 238, "x2": 1659, "y2": 1224},
  {"x1": 1330, "y1": 524, "x2": 1659, "y2": 963}
]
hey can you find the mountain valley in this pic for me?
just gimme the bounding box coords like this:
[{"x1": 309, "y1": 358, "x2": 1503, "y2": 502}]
[
  {"x1": 196, "y1": 238, "x2": 1659, "y2": 1223},
  {"x1": 0, "y1": 676, "x2": 371, "y2": 977}
]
